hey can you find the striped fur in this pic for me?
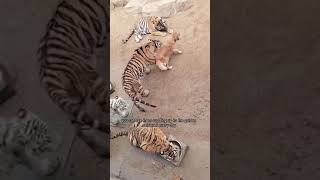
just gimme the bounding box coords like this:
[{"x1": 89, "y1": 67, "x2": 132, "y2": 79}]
[
  {"x1": 122, "y1": 39, "x2": 161, "y2": 112},
  {"x1": 0, "y1": 108, "x2": 59, "y2": 176},
  {"x1": 111, "y1": 121, "x2": 178, "y2": 160},
  {"x1": 122, "y1": 16, "x2": 168, "y2": 44},
  {"x1": 37, "y1": 0, "x2": 109, "y2": 131}
]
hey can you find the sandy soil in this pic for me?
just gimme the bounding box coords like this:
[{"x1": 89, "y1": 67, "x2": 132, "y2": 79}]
[{"x1": 110, "y1": 0, "x2": 210, "y2": 179}]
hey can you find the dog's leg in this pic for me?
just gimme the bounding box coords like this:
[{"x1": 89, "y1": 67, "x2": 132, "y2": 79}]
[
  {"x1": 132, "y1": 80, "x2": 149, "y2": 97},
  {"x1": 173, "y1": 49, "x2": 183, "y2": 54},
  {"x1": 156, "y1": 59, "x2": 170, "y2": 71}
]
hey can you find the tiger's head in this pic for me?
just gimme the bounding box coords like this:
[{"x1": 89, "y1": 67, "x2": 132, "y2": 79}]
[
  {"x1": 160, "y1": 141, "x2": 179, "y2": 161},
  {"x1": 110, "y1": 96, "x2": 130, "y2": 117},
  {"x1": 148, "y1": 39, "x2": 162, "y2": 49},
  {"x1": 150, "y1": 16, "x2": 168, "y2": 32}
]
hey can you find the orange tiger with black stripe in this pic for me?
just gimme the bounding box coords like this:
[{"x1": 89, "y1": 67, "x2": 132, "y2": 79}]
[
  {"x1": 111, "y1": 121, "x2": 178, "y2": 160},
  {"x1": 122, "y1": 39, "x2": 162, "y2": 112}
]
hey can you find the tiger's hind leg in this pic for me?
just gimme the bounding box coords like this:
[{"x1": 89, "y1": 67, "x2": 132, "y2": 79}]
[
  {"x1": 132, "y1": 80, "x2": 149, "y2": 97},
  {"x1": 48, "y1": 86, "x2": 111, "y2": 157},
  {"x1": 135, "y1": 34, "x2": 143, "y2": 43},
  {"x1": 47, "y1": 87, "x2": 95, "y2": 126}
]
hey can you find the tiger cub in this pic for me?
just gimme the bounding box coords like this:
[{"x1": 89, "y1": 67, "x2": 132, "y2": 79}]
[
  {"x1": 155, "y1": 31, "x2": 182, "y2": 71},
  {"x1": 0, "y1": 108, "x2": 60, "y2": 176},
  {"x1": 122, "y1": 16, "x2": 173, "y2": 44},
  {"x1": 122, "y1": 39, "x2": 162, "y2": 112},
  {"x1": 111, "y1": 121, "x2": 178, "y2": 160}
]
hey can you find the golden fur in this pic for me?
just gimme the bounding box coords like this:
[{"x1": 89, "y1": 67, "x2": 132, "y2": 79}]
[
  {"x1": 155, "y1": 32, "x2": 182, "y2": 71},
  {"x1": 111, "y1": 121, "x2": 177, "y2": 159}
]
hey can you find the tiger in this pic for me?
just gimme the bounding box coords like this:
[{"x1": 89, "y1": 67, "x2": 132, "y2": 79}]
[
  {"x1": 37, "y1": 0, "x2": 111, "y2": 157},
  {"x1": 111, "y1": 121, "x2": 178, "y2": 160},
  {"x1": 122, "y1": 39, "x2": 162, "y2": 112},
  {"x1": 110, "y1": 96, "x2": 130, "y2": 118},
  {"x1": 122, "y1": 16, "x2": 173, "y2": 44},
  {"x1": 0, "y1": 108, "x2": 60, "y2": 177},
  {"x1": 37, "y1": 0, "x2": 109, "y2": 131}
]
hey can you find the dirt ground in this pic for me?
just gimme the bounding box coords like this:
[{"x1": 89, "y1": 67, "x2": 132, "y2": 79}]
[{"x1": 110, "y1": 0, "x2": 210, "y2": 179}]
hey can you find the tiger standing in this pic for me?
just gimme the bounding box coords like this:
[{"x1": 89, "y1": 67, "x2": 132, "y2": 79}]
[
  {"x1": 122, "y1": 39, "x2": 161, "y2": 112},
  {"x1": 122, "y1": 16, "x2": 172, "y2": 44},
  {"x1": 111, "y1": 121, "x2": 178, "y2": 160},
  {"x1": 38, "y1": 0, "x2": 109, "y2": 131}
]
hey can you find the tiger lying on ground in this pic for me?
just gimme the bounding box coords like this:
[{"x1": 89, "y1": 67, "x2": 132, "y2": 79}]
[
  {"x1": 122, "y1": 39, "x2": 162, "y2": 112},
  {"x1": 0, "y1": 108, "x2": 60, "y2": 177},
  {"x1": 155, "y1": 31, "x2": 182, "y2": 71},
  {"x1": 37, "y1": 0, "x2": 110, "y2": 157},
  {"x1": 122, "y1": 16, "x2": 173, "y2": 44},
  {"x1": 111, "y1": 121, "x2": 178, "y2": 161}
]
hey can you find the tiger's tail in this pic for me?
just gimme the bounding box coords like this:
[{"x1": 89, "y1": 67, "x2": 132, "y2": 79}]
[
  {"x1": 133, "y1": 97, "x2": 157, "y2": 112},
  {"x1": 122, "y1": 28, "x2": 135, "y2": 44},
  {"x1": 111, "y1": 131, "x2": 128, "y2": 139}
]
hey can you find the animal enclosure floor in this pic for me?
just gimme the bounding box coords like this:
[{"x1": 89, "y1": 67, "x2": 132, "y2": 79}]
[
  {"x1": 0, "y1": 0, "x2": 210, "y2": 179},
  {"x1": 110, "y1": 0, "x2": 210, "y2": 179}
]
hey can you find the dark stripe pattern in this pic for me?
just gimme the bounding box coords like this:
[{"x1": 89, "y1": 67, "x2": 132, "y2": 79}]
[
  {"x1": 111, "y1": 121, "x2": 177, "y2": 159},
  {"x1": 122, "y1": 40, "x2": 161, "y2": 112},
  {"x1": 122, "y1": 16, "x2": 168, "y2": 44},
  {"x1": 38, "y1": 0, "x2": 109, "y2": 131}
]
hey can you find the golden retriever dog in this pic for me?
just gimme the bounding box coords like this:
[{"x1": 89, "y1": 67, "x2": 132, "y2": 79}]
[{"x1": 155, "y1": 32, "x2": 182, "y2": 71}]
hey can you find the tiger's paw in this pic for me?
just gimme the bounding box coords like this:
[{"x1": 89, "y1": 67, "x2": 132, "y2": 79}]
[
  {"x1": 177, "y1": 50, "x2": 183, "y2": 54},
  {"x1": 135, "y1": 36, "x2": 140, "y2": 43},
  {"x1": 167, "y1": 65, "x2": 173, "y2": 70},
  {"x1": 145, "y1": 67, "x2": 151, "y2": 74},
  {"x1": 168, "y1": 29, "x2": 174, "y2": 34},
  {"x1": 142, "y1": 89, "x2": 150, "y2": 97}
]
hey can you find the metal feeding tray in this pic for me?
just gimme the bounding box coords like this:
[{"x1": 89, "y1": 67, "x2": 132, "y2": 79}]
[{"x1": 160, "y1": 135, "x2": 188, "y2": 166}]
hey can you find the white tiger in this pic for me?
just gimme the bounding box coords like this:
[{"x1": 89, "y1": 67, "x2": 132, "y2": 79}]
[
  {"x1": 0, "y1": 108, "x2": 60, "y2": 177},
  {"x1": 110, "y1": 96, "x2": 130, "y2": 118},
  {"x1": 122, "y1": 16, "x2": 173, "y2": 43}
]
